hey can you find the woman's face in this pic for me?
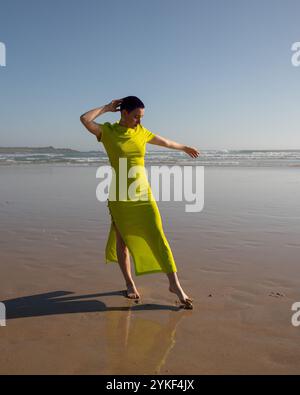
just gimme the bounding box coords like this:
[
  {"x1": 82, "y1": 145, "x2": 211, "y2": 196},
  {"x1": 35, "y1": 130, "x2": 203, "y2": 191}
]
[{"x1": 123, "y1": 107, "x2": 145, "y2": 128}]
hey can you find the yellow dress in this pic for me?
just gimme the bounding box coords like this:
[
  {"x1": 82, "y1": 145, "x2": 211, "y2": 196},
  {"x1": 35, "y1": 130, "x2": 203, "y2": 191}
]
[{"x1": 97, "y1": 121, "x2": 177, "y2": 276}]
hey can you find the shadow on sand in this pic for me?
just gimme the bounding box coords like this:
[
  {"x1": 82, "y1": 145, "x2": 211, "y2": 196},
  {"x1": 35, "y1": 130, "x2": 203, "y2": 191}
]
[{"x1": 2, "y1": 290, "x2": 181, "y2": 320}]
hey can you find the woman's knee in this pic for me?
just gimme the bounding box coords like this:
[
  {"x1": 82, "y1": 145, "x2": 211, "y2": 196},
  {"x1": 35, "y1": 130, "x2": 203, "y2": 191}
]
[
  {"x1": 116, "y1": 238, "x2": 129, "y2": 256},
  {"x1": 113, "y1": 223, "x2": 127, "y2": 250}
]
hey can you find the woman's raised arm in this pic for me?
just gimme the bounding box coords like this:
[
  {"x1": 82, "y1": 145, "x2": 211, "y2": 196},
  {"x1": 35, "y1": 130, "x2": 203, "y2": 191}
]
[{"x1": 80, "y1": 99, "x2": 122, "y2": 139}]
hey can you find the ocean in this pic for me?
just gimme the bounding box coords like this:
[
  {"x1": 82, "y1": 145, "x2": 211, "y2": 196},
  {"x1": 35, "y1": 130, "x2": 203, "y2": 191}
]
[{"x1": 1, "y1": 148, "x2": 300, "y2": 167}]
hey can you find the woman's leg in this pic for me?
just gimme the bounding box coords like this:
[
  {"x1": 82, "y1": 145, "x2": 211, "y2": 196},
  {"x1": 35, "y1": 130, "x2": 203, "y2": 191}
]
[
  {"x1": 167, "y1": 272, "x2": 193, "y2": 308},
  {"x1": 113, "y1": 222, "x2": 140, "y2": 299}
]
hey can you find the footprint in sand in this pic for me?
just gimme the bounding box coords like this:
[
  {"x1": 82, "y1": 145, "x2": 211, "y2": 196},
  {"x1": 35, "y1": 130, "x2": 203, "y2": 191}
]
[{"x1": 268, "y1": 291, "x2": 285, "y2": 298}]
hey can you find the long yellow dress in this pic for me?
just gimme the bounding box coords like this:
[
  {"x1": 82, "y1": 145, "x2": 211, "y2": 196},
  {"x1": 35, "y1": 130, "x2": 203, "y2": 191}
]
[{"x1": 97, "y1": 121, "x2": 177, "y2": 276}]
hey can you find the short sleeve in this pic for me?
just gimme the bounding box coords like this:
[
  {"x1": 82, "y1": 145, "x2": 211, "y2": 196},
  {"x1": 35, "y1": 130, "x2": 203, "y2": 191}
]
[
  {"x1": 141, "y1": 125, "x2": 156, "y2": 143},
  {"x1": 96, "y1": 122, "x2": 111, "y2": 142}
]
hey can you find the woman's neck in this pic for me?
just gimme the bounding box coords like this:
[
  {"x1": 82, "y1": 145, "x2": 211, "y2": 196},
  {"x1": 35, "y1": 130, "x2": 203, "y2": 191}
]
[{"x1": 119, "y1": 119, "x2": 130, "y2": 127}]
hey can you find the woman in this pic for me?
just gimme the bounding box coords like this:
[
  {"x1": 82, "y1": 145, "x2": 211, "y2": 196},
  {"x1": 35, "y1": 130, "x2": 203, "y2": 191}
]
[{"x1": 80, "y1": 96, "x2": 199, "y2": 309}]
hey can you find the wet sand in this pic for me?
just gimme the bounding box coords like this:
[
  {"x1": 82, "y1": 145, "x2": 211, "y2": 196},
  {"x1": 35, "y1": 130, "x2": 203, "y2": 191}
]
[{"x1": 1, "y1": 165, "x2": 300, "y2": 374}]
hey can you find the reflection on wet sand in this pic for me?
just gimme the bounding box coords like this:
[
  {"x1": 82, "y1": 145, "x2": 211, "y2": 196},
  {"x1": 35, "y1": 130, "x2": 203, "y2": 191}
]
[{"x1": 104, "y1": 305, "x2": 189, "y2": 374}]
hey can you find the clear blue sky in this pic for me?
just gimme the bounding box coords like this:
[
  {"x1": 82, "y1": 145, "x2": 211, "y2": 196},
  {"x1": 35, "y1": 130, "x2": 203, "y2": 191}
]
[{"x1": 1, "y1": 0, "x2": 300, "y2": 151}]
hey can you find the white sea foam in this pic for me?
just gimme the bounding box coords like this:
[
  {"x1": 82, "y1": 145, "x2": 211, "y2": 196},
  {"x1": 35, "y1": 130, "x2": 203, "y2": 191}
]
[{"x1": 1, "y1": 149, "x2": 300, "y2": 167}]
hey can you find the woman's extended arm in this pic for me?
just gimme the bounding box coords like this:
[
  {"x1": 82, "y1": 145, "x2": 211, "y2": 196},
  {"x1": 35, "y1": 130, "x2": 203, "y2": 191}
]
[
  {"x1": 148, "y1": 135, "x2": 200, "y2": 158},
  {"x1": 80, "y1": 99, "x2": 122, "y2": 139}
]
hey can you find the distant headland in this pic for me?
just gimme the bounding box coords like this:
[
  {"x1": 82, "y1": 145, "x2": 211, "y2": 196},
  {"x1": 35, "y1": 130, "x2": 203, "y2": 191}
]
[{"x1": 0, "y1": 146, "x2": 80, "y2": 154}]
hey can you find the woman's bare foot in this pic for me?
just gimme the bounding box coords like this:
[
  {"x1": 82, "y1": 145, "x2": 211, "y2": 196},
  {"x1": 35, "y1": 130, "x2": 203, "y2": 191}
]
[
  {"x1": 169, "y1": 285, "x2": 193, "y2": 309},
  {"x1": 126, "y1": 282, "x2": 140, "y2": 299}
]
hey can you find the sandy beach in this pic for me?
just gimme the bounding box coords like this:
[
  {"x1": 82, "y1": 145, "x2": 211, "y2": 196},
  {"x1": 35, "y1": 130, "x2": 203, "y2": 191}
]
[{"x1": 1, "y1": 164, "x2": 300, "y2": 374}]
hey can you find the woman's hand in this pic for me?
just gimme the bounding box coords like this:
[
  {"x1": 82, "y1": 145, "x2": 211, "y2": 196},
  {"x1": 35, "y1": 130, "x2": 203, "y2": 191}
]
[
  {"x1": 148, "y1": 135, "x2": 201, "y2": 158},
  {"x1": 105, "y1": 99, "x2": 123, "y2": 112},
  {"x1": 183, "y1": 146, "x2": 200, "y2": 158}
]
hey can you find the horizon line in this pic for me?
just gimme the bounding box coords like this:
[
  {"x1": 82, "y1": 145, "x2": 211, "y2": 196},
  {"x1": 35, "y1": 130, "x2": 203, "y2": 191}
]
[{"x1": 1, "y1": 146, "x2": 300, "y2": 152}]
